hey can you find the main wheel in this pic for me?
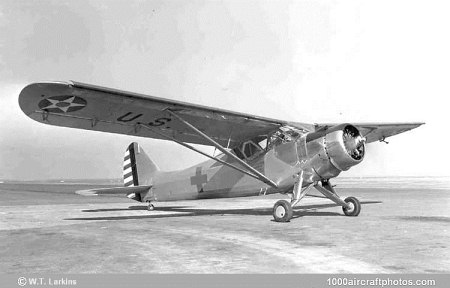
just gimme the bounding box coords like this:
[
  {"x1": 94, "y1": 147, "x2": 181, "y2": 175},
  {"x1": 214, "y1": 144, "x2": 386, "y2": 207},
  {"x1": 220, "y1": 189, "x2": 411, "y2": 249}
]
[
  {"x1": 273, "y1": 200, "x2": 293, "y2": 222},
  {"x1": 342, "y1": 196, "x2": 361, "y2": 216}
]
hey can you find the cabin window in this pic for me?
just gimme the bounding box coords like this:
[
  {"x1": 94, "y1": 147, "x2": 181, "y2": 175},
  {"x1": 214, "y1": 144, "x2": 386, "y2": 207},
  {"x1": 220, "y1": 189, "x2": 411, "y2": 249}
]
[
  {"x1": 258, "y1": 138, "x2": 268, "y2": 150},
  {"x1": 267, "y1": 126, "x2": 304, "y2": 150},
  {"x1": 243, "y1": 141, "x2": 262, "y2": 159},
  {"x1": 233, "y1": 147, "x2": 245, "y2": 160},
  {"x1": 232, "y1": 141, "x2": 263, "y2": 160}
]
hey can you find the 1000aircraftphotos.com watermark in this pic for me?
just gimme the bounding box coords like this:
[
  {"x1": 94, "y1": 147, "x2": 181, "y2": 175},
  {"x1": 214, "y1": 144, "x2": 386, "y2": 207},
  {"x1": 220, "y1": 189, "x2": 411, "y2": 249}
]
[{"x1": 18, "y1": 277, "x2": 77, "y2": 286}]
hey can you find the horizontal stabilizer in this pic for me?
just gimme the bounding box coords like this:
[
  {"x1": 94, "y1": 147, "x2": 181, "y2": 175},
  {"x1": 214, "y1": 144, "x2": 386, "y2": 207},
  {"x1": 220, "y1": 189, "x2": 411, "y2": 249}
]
[{"x1": 76, "y1": 185, "x2": 151, "y2": 196}]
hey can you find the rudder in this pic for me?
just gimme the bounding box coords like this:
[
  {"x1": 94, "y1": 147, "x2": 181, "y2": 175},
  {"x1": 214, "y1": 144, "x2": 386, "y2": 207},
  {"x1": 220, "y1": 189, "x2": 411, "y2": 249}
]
[{"x1": 123, "y1": 142, "x2": 159, "y2": 201}]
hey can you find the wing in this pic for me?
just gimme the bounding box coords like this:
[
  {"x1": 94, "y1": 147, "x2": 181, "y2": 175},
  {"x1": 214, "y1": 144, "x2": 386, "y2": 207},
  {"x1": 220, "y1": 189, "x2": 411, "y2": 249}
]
[
  {"x1": 314, "y1": 122, "x2": 425, "y2": 143},
  {"x1": 19, "y1": 81, "x2": 299, "y2": 147},
  {"x1": 19, "y1": 81, "x2": 423, "y2": 147},
  {"x1": 355, "y1": 122, "x2": 425, "y2": 143}
]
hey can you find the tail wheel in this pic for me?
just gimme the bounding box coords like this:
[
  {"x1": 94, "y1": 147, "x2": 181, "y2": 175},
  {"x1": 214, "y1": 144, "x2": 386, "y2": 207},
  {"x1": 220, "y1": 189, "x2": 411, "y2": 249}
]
[
  {"x1": 342, "y1": 196, "x2": 361, "y2": 216},
  {"x1": 147, "y1": 203, "x2": 154, "y2": 211},
  {"x1": 273, "y1": 200, "x2": 293, "y2": 222}
]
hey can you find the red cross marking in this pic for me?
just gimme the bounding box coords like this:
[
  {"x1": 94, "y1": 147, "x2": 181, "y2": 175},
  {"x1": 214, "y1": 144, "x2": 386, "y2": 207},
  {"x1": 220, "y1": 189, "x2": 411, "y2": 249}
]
[{"x1": 190, "y1": 167, "x2": 207, "y2": 193}]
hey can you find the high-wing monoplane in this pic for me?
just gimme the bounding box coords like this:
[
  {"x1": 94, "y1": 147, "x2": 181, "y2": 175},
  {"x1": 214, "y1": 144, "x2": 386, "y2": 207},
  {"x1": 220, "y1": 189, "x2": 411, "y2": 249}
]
[{"x1": 19, "y1": 81, "x2": 423, "y2": 222}]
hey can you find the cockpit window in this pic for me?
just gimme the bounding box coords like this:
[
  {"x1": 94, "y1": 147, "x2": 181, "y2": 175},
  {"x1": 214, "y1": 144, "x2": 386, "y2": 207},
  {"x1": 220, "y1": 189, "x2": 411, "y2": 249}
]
[
  {"x1": 258, "y1": 138, "x2": 267, "y2": 150},
  {"x1": 233, "y1": 147, "x2": 245, "y2": 160},
  {"x1": 268, "y1": 126, "x2": 304, "y2": 149},
  {"x1": 233, "y1": 141, "x2": 263, "y2": 160},
  {"x1": 243, "y1": 142, "x2": 260, "y2": 158}
]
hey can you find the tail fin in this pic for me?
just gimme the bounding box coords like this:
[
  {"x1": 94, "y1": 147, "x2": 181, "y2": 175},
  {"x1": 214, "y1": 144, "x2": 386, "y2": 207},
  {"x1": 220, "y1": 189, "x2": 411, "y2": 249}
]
[{"x1": 123, "y1": 142, "x2": 159, "y2": 188}]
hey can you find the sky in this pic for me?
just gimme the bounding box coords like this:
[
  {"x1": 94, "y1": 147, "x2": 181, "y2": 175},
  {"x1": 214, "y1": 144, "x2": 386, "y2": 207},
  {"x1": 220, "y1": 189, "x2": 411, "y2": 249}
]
[{"x1": 0, "y1": 0, "x2": 449, "y2": 180}]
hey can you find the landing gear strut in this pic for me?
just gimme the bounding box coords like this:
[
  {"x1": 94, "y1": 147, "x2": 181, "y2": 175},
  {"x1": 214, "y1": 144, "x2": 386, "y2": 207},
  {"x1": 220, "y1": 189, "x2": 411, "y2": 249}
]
[
  {"x1": 272, "y1": 177, "x2": 361, "y2": 222},
  {"x1": 272, "y1": 171, "x2": 309, "y2": 222},
  {"x1": 314, "y1": 179, "x2": 361, "y2": 217}
]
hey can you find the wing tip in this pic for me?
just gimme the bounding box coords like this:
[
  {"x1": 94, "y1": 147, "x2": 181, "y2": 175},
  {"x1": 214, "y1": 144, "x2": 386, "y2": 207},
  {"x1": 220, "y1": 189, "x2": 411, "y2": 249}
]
[
  {"x1": 20, "y1": 81, "x2": 74, "y2": 91},
  {"x1": 18, "y1": 80, "x2": 76, "y2": 117},
  {"x1": 408, "y1": 122, "x2": 426, "y2": 130}
]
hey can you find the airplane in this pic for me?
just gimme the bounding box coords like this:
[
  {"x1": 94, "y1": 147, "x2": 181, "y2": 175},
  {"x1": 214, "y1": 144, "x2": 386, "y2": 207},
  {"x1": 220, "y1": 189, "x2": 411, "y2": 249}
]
[{"x1": 19, "y1": 81, "x2": 424, "y2": 222}]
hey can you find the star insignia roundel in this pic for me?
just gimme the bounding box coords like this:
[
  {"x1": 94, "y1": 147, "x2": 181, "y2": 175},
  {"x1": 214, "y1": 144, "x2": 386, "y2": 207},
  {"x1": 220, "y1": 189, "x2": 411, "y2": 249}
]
[{"x1": 38, "y1": 95, "x2": 87, "y2": 113}]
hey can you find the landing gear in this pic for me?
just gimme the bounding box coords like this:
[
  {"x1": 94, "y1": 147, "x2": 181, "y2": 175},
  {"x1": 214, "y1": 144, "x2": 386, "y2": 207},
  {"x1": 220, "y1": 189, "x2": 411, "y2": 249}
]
[
  {"x1": 273, "y1": 200, "x2": 293, "y2": 222},
  {"x1": 342, "y1": 196, "x2": 361, "y2": 216},
  {"x1": 146, "y1": 201, "x2": 155, "y2": 211},
  {"x1": 272, "y1": 171, "x2": 308, "y2": 222},
  {"x1": 272, "y1": 177, "x2": 362, "y2": 222},
  {"x1": 315, "y1": 180, "x2": 361, "y2": 217}
]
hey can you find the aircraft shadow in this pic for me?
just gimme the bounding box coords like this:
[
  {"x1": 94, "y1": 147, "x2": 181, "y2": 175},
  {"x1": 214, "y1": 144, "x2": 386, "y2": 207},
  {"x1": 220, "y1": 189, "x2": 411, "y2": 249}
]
[
  {"x1": 81, "y1": 206, "x2": 189, "y2": 212},
  {"x1": 66, "y1": 200, "x2": 382, "y2": 221}
]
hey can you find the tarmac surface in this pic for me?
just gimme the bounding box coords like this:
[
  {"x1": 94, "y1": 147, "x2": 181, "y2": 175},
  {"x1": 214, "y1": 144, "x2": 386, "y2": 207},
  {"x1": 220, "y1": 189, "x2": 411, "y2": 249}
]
[{"x1": 0, "y1": 179, "x2": 449, "y2": 273}]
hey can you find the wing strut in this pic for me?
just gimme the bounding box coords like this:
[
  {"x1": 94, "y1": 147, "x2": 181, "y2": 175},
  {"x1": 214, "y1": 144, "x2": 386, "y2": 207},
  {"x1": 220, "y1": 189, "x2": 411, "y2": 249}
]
[
  {"x1": 166, "y1": 109, "x2": 278, "y2": 188},
  {"x1": 138, "y1": 123, "x2": 271, "y2": 184}
]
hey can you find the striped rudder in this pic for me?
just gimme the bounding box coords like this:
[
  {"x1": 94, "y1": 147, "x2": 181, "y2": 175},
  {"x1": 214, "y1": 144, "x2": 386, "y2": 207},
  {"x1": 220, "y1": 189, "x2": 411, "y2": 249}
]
[
  {"x1": 123, "y1": 143, "x2": 139, "y2": 187},
  {"x1": 123, "y1": 142, "x2": 159, "y2": 187},
  {"x1": 122, "y1": 142, "x2": 158, "y2": 202}
]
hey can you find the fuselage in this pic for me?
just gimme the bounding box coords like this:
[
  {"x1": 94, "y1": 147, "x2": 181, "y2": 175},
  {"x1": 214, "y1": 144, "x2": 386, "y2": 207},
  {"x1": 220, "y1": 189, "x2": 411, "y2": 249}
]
[{"x1": 142, "y1": 125, "x2": 365, "y2": 202}]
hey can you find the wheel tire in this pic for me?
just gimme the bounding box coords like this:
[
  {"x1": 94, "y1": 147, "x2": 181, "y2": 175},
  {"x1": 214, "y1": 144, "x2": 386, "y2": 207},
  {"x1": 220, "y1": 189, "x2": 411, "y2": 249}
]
[
  {"x1": 273, "y1": 200, "x2": 293, "y2": 222},
  {"x1": 342, "y1": 196, "x2": 361, "y2": 216}
]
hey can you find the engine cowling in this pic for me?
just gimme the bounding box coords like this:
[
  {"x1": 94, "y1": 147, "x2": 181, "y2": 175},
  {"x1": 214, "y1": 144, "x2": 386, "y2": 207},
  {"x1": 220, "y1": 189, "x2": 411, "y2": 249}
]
[
  {"x1": 304, "y1": 124, "x2": 366, "y2": 180},
  {"x1": 324, "y1": 124, "x2": 365, "y2": 171}
]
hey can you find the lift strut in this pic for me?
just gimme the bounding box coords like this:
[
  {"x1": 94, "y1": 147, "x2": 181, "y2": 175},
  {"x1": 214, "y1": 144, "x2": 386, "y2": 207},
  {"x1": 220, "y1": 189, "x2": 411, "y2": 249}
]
[{"x1": 165, "y1": 109, "x2": 278, "y2": 188}]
